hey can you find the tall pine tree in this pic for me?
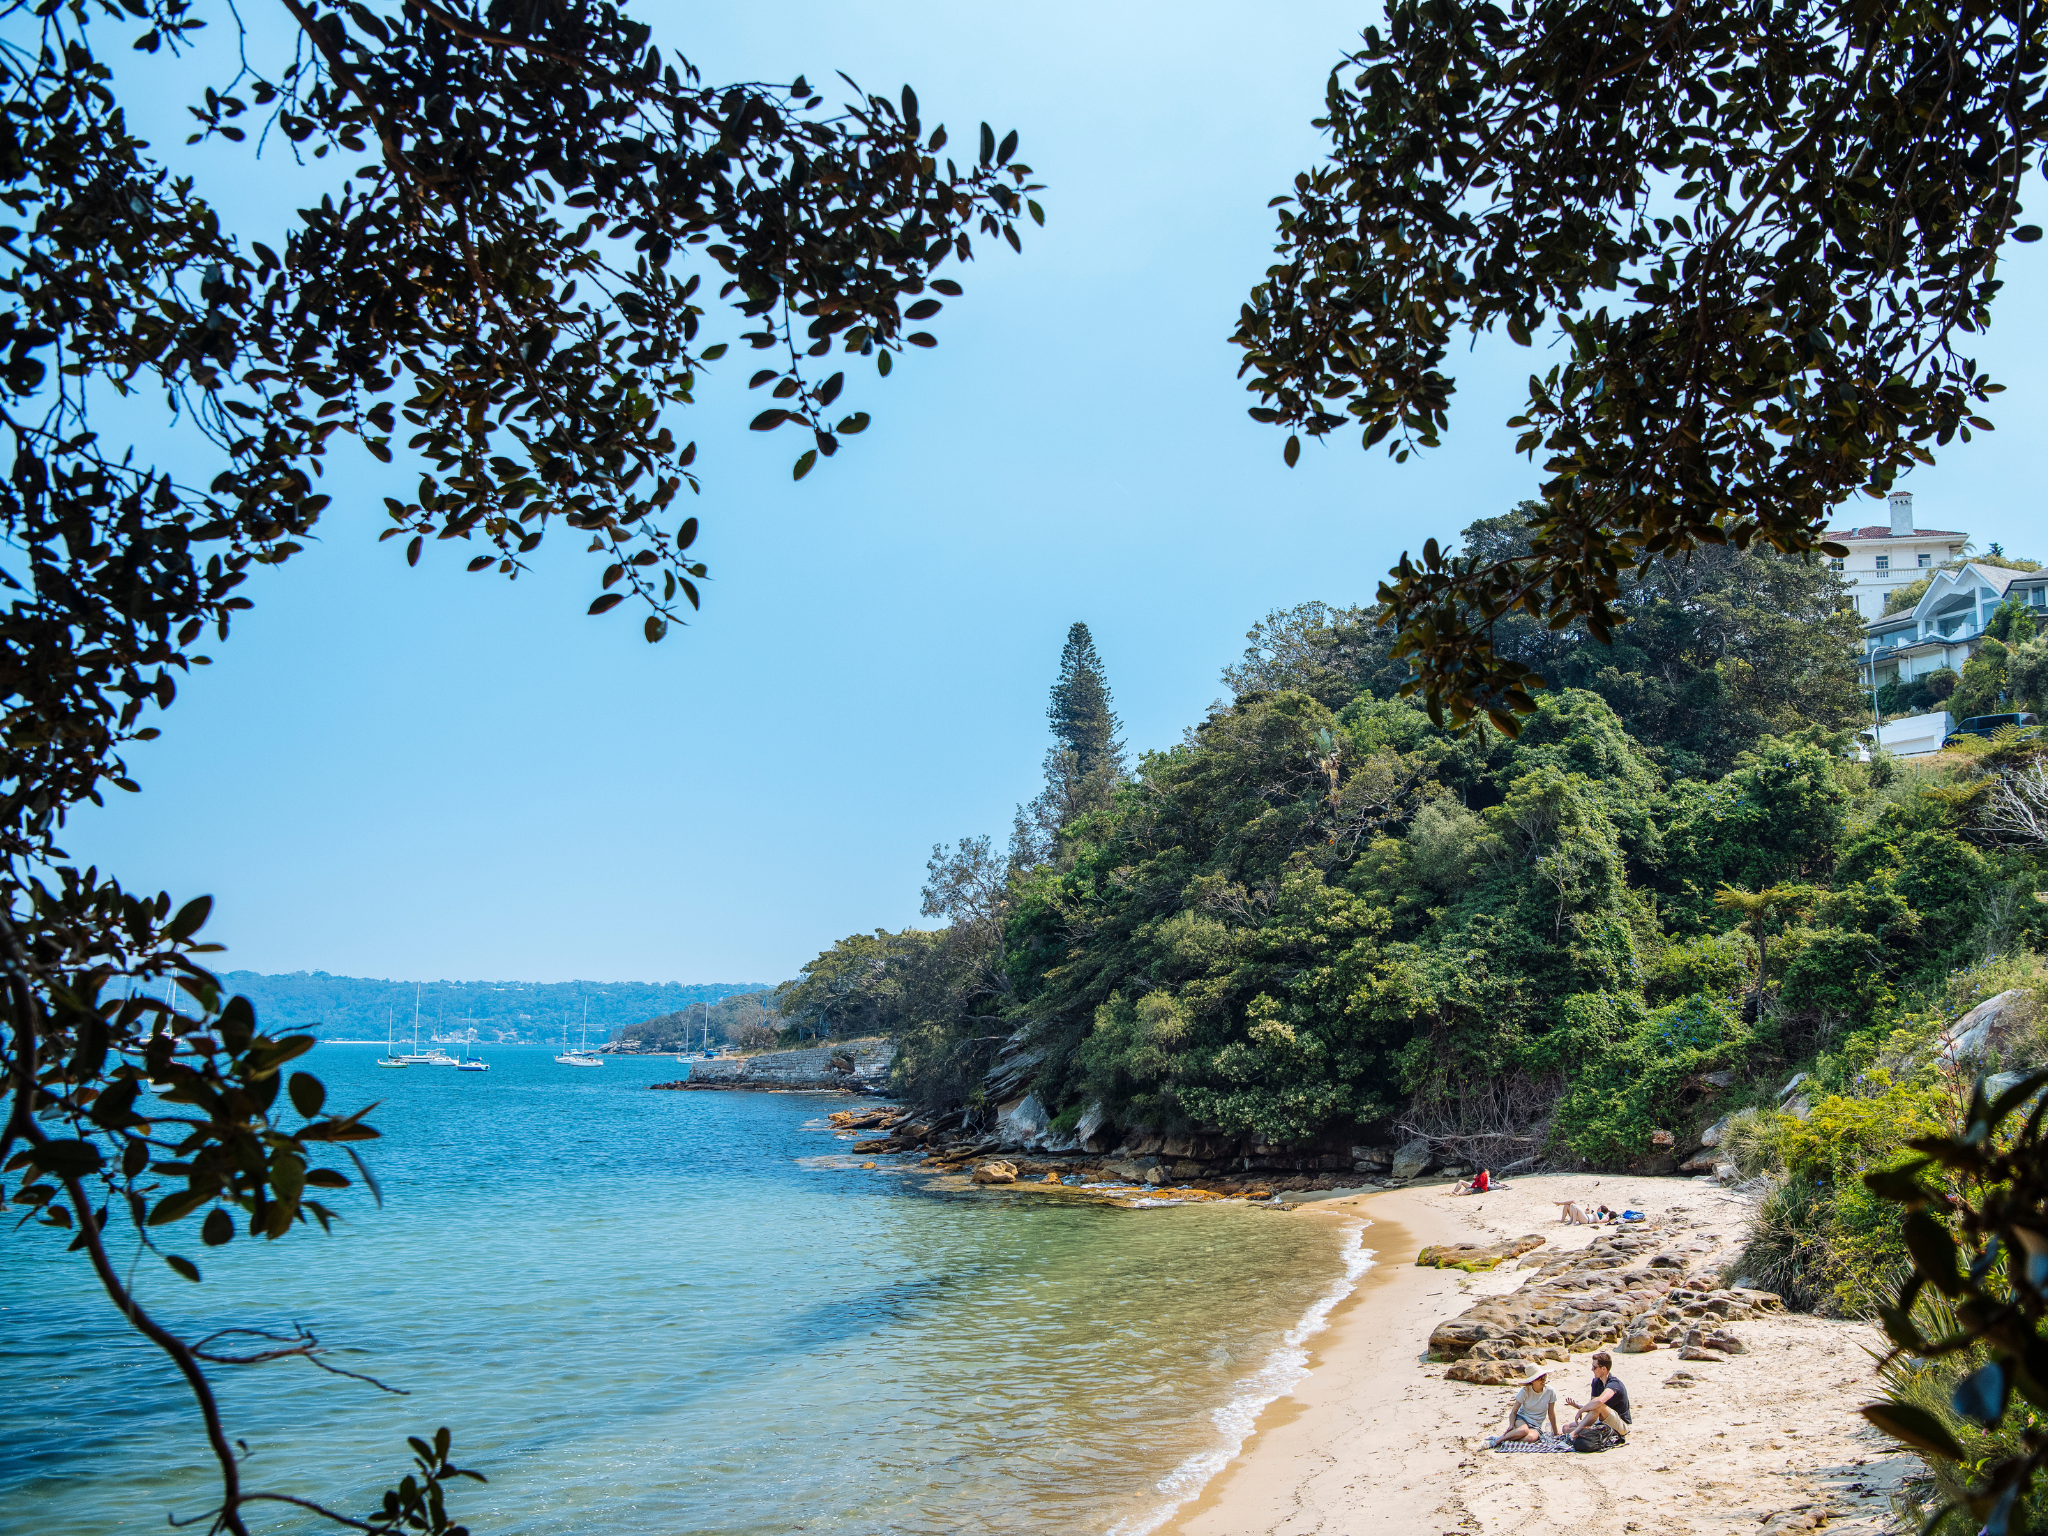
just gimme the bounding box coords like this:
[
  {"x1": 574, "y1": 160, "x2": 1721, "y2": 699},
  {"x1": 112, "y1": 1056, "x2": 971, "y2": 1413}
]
[
  {"x1": 1049, "y1": 622, "x2": 1125, "y2": 776},
  {"x1": 1015, "y1": 623, "x2": 1126, "y2": 867}
]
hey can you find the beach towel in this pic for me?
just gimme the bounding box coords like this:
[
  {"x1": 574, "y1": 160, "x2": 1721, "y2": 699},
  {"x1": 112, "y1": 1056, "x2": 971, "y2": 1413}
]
[{"x1": 1490, "y1": 1435, "x2": 1574, "y2": 1454}]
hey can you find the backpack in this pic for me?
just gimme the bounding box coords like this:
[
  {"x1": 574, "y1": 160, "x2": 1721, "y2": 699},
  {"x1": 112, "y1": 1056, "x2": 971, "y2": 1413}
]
[{"x1": 1572, "y1": 1422, "x2": 1619, "y2": 1453}]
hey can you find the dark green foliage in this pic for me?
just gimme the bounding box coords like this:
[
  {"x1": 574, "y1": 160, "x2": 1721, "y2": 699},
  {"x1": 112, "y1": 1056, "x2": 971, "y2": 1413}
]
[
  {"x1": 1862, "y1": 1070, "x2": 2048, "y2": 1532},
  {"x1": 1016, "y1": 625, "x2": 1129, "y2": 865},
  {"x1": 1550, "y1": 995, "x2": 1752, "y2": 1164},
  {"x1": 1049, "y1": 623, "x2": 1124, "y2": 779},
  {"x1": 1643, "y1": 934, "x2": 1751, "y2": 1006},
  {"x1": 1237, "y1": 0, "x2": 2035, "y2": 732},
  {"x1": 1222, "y1": 601, "x2": 1412, "y2": 709},
  {"x1": 1880, "y1": 668, "x2": 1961, "y2": 718},
  {"x1": 1, "y1": 2, "x2": 1040, "y2": 1530},
  {"x1": 1656, "y1": 741, "x2": 1851, "y2": 920}
]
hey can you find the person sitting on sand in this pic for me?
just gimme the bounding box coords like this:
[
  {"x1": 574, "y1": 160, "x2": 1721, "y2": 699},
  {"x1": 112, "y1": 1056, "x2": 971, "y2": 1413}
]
[
  {"x1": 1452, "y1": 1168, "x2": 1493, "y2": 1196},
  {"x1": 1490, "y1": 1366, "x2": 1560, "y2": 1445},
  {"x1": 1565, "y1": 1352, "x2": 1632, "y2": 1444}
]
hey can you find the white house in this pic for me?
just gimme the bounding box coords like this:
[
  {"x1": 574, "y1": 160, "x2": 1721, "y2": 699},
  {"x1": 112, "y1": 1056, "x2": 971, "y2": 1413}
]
[
  {"x1": 1858, "y1": 560, "x2": 2048, "y2": 691},
  {"x1": 1826, "y1": 491, "x2": 1970, "y2": 620}
]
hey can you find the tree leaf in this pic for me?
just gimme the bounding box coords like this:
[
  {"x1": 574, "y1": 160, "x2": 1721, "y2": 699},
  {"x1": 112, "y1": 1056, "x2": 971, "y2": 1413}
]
[
  {"x1": 288, "y1": 1071, "x2": 326, "y2": 1118},
  {"x1": 1861, "y1": 1402, "x2": 1966, "y2": 1462}
]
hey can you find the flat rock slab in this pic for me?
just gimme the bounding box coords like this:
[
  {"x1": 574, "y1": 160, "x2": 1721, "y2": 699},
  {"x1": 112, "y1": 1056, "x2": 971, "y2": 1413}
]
[{"x1": 1417, "y1": 1234, "x2": 1548, "y2": 1272}]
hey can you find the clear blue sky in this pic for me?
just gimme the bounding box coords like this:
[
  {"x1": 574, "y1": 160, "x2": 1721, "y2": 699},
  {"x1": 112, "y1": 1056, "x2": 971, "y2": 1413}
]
[{"x1": 65, "y1": 2, "x2": 2048, "y2": 986}]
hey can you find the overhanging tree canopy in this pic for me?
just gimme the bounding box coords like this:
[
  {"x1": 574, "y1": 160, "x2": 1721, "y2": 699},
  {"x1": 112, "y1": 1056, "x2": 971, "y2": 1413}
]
[
  {"x1": 0, "y1": 0, "x2": 1038, "y2": 1529},
  {"x1": 1238, "y1": 0, "x2": 2044, "y2": 732}
]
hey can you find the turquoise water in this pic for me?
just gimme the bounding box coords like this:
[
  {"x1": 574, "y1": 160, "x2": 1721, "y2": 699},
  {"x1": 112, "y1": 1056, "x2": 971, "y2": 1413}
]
[{"x1": 0, "y1": 1045, "x2": 1364, "y2": 1535}]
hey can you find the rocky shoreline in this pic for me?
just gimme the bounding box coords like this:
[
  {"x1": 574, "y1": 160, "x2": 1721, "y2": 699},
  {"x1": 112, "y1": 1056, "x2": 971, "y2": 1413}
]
[{"x1": 1421, "y1": 1222, "x2": 1784, "y2": 1384}]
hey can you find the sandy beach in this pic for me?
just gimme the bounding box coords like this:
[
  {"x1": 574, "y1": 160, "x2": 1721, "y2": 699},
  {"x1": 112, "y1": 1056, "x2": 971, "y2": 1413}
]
[{"x1": 1162, "y1": 1173, "x2": 1916, "y2": 1536}]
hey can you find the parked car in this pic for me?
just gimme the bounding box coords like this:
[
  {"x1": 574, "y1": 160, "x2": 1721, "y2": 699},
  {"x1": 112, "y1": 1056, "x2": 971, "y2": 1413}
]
[{"x1": 1943, "y1": 711, "x2": 2041, "y2": 747}]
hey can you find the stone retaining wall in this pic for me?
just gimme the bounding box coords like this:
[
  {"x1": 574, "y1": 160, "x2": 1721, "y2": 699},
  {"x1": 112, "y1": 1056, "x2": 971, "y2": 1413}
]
[{"x1": 655, "y1": 1037, "x2": 894, "y2": 1093}]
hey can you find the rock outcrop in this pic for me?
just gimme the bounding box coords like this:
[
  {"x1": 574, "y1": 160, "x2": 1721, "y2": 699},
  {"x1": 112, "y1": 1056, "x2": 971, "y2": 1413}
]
[
  {"x1": 1390, "y1": 1137, "x2": 1434, "y2": 1181},
  {"x1": 1939, "y1": 989, "x2": 2031, "y2": 1069},
  {"x1": 1416, "y1": 1235, "x2": 1547, "y2": 1272},
  {"x1": 648, "y1": 1037, "x2": 895, "y2": 1092},
  {"x1": 1430, "y1": 1226, "x2": 1783, "y2": 1383}
]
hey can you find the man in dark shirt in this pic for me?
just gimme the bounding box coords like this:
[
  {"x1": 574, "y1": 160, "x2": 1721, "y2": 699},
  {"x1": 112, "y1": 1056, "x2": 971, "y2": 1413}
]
[{"x1": 1565, "y1": 1351, "x2": 1631, "y2": 1442}]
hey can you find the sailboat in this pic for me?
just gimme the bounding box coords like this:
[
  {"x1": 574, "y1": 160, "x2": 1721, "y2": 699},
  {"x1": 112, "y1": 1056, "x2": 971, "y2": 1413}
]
[
  {"x1": 396, "y1": 989, "x2": 457, "y2": 1064},
  {"x1": 377, "y1": 1008, "x2": 409, "y2": 1068},
  {"x1": 457, "y1": 1039, "x2": 489, "y2": 1072},
  {"x1": 556, "y1": 999, "x2": 603, "y2": 1067}
]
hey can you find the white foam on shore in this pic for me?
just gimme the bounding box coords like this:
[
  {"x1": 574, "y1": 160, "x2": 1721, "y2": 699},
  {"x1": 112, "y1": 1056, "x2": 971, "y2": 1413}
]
[{"x1": 1105, "y1": 1217, "x2": 1377, "y2": 1536}]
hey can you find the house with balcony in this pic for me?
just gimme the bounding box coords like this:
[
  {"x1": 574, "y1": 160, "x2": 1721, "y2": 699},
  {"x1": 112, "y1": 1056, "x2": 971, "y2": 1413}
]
[
  {"x1": 1858, "y1": 560, "x2": 2048, "y2": 691},
  {"x1": 1826, "y1": 491, "x2": 1970, "y2": 620}
]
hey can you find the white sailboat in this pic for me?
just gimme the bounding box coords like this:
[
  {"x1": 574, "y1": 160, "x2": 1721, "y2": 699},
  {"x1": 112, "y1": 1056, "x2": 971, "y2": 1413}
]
[
  {"x1": 377, "y1": 1008, "x2": 409, "y2": 1068},
  {"x1": 396, "y1": 989, "x2": 457, "y2": 1064},
  {"x1": 556, "y1": 999, "x2": 603, "y2": 1067}
]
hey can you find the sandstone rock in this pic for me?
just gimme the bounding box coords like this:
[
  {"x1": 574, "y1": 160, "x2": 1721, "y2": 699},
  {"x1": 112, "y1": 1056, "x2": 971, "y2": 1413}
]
[
  {"x1": 1784, "y1": 1096, "x2": 1813, "y2": 1120},
  {"x1": 1714, "y1": 1161, "x2": 1740, "y2": 1183},
  {"x1": 1731, "y1": 1286, "x2": 1785, "y2": 1311},
  {"x1": 995, "y1": 1094, "x2": 1049, "y2": 1149},
  {"x1": 1042, "y1": 1172, "x2": 1060, "y2": 1184},
  {"x1": 1141, "y1": 1166, "x2": 1167, "y2": 1186},
  {"x1": 1940, "y1": 989, "x2": 2029, "y2": 1069},
  {"x1": 1677, "y1": 1345, "x2": 1727, "y2": 1362},
  {"x1": 1699, "y1": 1112, "x2": 1733, "y2": 1147},
  {"x1": 1170, "y1": 1159, "x2": 1202, "y2": 1180},
  {"x1": 1416, "y1": 1235, "x2": 1547, "y2": 1272},
  {"x1": 1390, "y1": 1136, "x2": 1433, "y2": 1181},
  {"x1": 1700, "y1": 1070, "x2": 1737, "y2": 1090},
  {"x1": 1678, "y1": 1151, "x2": 1717, "y2": 1173},
  {"x1": 1445, "y1": 1358, "x2": 1539, "y2": 1385},
  {"x1": 1778, "y1": 1070, "x2": 1810, "y2": 1101},
  {"x1": 860, "y1": 1161, "x2": 877, "y2": 1170},
  {"x1": 1622, "y1": 1334, "x2": 1657, "y2": 1352},
  {"x1": 1072, "y1": 1100, "x2": 1111, "y2": 1153},
  {"x1": 1702, "y1": 1330, "x2": 1746, "y2": 1354},
  {"x1": 1758, "y1": 1513, "x2": 1821, "y2": 1534},
  {"x1": 1350, "y1": 1144, "x2": 1393, "y2": 1169},
  {"x1": 970, "y1": 1160, "x2": 1019, "y2": 1185},
  {"x1": 1664, "y1": 1370, "x2": 1699, "y2": 1388},
  {"x1": 1650, "y1": 1128, "x2": 1676, "y2": 1149}
]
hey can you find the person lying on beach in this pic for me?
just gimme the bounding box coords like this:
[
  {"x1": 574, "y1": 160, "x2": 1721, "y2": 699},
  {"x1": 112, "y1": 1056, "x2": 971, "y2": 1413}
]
[
  {"x1": 1564, "y1": 1352, "x2": 1632, "y2": 1444},
  {"x1": 1489, "y1": 1367, "x2": 1559, "y2": 1445},
  {"x1": 1554, "y1": 1200, "x2": 1588, "y2": 1224}
]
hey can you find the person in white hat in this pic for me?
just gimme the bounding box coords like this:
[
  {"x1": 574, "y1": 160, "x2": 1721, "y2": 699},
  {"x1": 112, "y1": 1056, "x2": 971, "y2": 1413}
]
[{"x1": 1490, "y1": 1365, "x2": 1560, "y2": 1445}]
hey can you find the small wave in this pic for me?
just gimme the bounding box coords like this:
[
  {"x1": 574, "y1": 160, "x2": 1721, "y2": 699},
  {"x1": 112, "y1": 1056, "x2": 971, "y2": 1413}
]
[{"x1": 1105, "y1": 1218, "x2": 1377, "y2": 1536}]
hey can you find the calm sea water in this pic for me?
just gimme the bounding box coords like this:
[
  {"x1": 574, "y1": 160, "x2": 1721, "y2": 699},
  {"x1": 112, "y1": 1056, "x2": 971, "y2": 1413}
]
[{"x1": 0, "y1": 1045, "x2": 1368, "y2": 1535}]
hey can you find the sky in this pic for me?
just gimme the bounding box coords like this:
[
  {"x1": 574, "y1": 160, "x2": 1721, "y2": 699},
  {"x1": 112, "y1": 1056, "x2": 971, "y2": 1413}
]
[{"x1": 63, "y1": 2, "x2": 2048, "y2": 986}]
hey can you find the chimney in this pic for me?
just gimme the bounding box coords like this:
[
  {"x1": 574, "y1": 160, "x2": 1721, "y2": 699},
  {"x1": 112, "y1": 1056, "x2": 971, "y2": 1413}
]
[{"x1": 1889, "y1": 490, "x2": 1914, "y2": 536}]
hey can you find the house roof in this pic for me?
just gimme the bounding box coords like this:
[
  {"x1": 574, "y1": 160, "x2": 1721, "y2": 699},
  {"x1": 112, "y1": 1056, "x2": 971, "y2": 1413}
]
[
  {"x1": 1827, "y1": 525, "x2": 1968, "y2": 540},
  {"x1": 1863, "y1": 560, "x2": 2044, "y2": 636}
]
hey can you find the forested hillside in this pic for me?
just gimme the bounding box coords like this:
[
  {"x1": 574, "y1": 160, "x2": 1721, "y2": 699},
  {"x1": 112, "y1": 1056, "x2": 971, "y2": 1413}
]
[
  {"x1": 223, "y1": 972, "x2": 770, "y2": 1042},
  {"x1": 784, "y1": 509, "x2": 2048, "y2": 1226}
]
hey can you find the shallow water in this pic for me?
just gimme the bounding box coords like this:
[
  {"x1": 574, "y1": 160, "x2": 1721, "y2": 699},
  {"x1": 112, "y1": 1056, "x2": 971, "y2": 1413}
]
[{"x1": 0, "y1": 1045, "x2": 1366, "y2": 1535}]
